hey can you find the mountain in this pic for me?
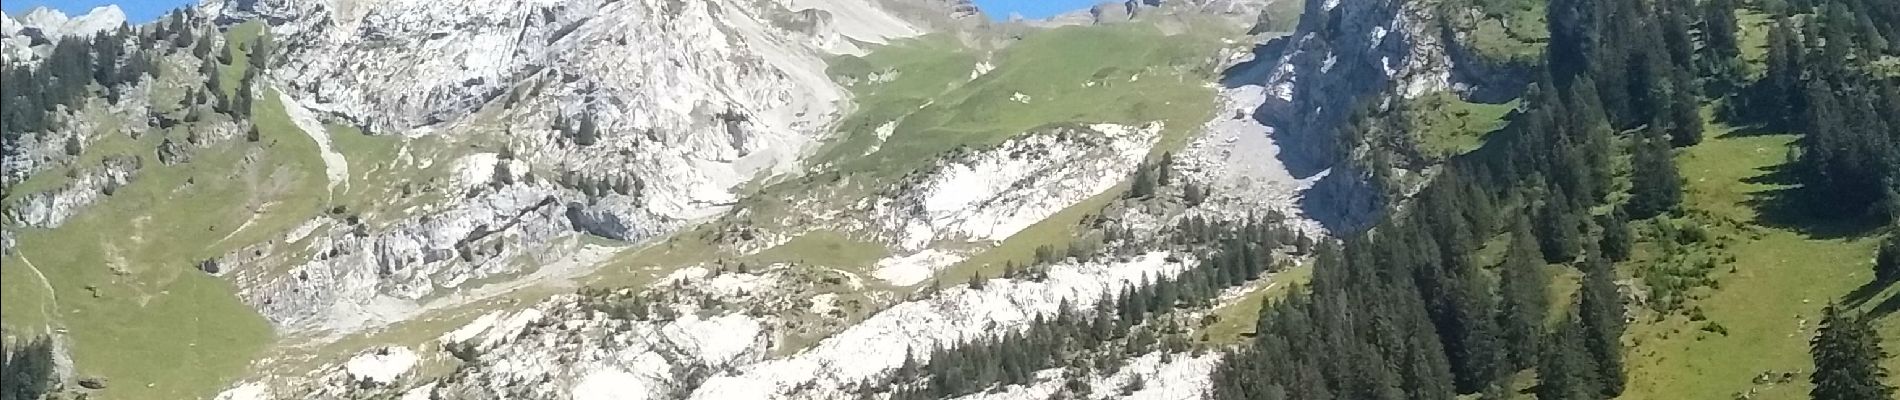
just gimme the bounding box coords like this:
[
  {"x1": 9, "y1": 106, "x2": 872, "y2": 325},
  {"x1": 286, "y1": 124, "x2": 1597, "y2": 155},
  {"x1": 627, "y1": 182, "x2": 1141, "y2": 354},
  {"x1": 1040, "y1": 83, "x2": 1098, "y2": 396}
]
[
  {"x1": 1, "y1": 5, "x2": 128, "y2": 64},
  {"x1": 3, "y1": 0, "x2": 1899, "y2": 399}
]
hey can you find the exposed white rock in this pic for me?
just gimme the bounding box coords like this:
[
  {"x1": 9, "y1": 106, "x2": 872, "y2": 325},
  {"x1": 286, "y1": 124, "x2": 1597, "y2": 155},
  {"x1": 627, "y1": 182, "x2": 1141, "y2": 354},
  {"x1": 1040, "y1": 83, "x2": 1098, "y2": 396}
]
[
  {"x1": 1230, "y1": 0, "x2": 1470, "y2": 231},
  {"x1": 1, "y1": 6, "x2": 126, "y2": 65},
  {"x1": 278, "y1": 90, "x2": 350, "y2": 195},
  {"x1": 1178, "y1": 69, "x2": 1327, "y2": 236},
  {"x1": 344, "y1": 346, "x2": 419, "y2": 384},
  {"x1": 871, "y1": 248, "x2": 967, "y2": 286},
  {"x1": 14, "y1": 6, "x2": 124, "y2": 38},
  {"x1": 215, "y1": 382, "x2": 270, "y2": 400},
  {"x1": 571, "y1": 369, "x2": 653, "y2": 400},
  {"x1": 199, "y1": 0, "x2": 943, "y2": 338},
  {"x1": 426, "y1": 298, "x2": 771, "y2": 400},
  {"x1": 809, "y1": 293, "x2": 841, "y2": 316},
  {"x1": 663, "y1": 265, "x2": 780, "y2": 298},
  {"x1": 398, "y1": 383, "x2": 437, "y2": 400},
  {"x1": 875, "y1": 123, "x2": 1160, "y2": 252},
  {"x1": 691, "y1": 252, "x2": 1191, "y2": 399},
  {"x1": 789, "y1": 0, "x2": 924, "y2": 54},
  {"x1": 970, "y1": 60, "x2": 994, "y2": 80},
  {"x1": 6, "y1": 155, "x2": 139, "y2": 229},
  {"x1": 0, "y1": 13, "x2": 18, "y2": 36},
  {"x1": 950, "y1": 351, "x2": 1221, "y2": 400}
]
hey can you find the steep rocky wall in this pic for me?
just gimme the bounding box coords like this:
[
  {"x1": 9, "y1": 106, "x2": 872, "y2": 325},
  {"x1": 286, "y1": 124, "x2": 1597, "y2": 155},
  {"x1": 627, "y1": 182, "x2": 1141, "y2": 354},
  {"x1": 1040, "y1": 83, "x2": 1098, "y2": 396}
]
[
  {"x1": 1222, "y1": 0, "x2": 1526, "y2": 232},
  {"x1": 203, "y1": 0, "x2": 933, "y2": 333}
]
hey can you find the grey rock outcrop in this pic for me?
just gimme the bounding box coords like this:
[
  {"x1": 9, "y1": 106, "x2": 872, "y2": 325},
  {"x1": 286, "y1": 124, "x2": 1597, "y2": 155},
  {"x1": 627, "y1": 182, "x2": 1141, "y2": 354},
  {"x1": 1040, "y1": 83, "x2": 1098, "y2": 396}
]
[
  {"x1": 202, "y1": 0, "x2": 935, "y2": 332},
  {"x1": 0, "y1": 6, "x2": 126, "y2": 65}
]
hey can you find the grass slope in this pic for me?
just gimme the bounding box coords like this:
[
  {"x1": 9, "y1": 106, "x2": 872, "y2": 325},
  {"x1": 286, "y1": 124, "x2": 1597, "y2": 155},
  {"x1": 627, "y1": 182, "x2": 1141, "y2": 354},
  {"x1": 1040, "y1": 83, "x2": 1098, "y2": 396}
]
[
  {"x1": 1620, "y1": 126, "x2": 1887, "y2": 399},
  {"x1": 1198, "y1": 264, "x2": 1314, "y2": 345},
  {"x1": 0, "y1": 24, "x2": 330, "y2": 397}
]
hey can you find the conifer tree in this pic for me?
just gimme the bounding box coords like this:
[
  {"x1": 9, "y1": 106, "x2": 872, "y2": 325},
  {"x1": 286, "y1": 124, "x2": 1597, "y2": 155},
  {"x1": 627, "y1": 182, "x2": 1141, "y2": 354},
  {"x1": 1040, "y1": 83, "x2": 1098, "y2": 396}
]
[
  {"x1": 1499, "y1": 218, "x2": 1551, "y2": 368},
  {"x1": 1809, "y1": 304, "x2": 1896, "y2": 400},
  {"x1": 1536, "y1": 200, "x2": 1583, "y2": 263},
  {"x1": 1878, "y1": 234, "x2": 1900, "y2": 283},
  {"x1": 1536, "y1": 315, "x2": 1604, "y2": 400},
  {"x1": 250, "y1": 35, "x2": 272, "y2": 69},
  {"x1": 1699, "y1": 0, "x2": 1743, "y2": 87},
  {"x1": 1757, "y1": 19, "x2": 1804, "y2": 129},
  {"x1": 192, "y1": 29, "x2": 215, "y2": 59},
  {"x1": 1628, "y1": 129, "x2": 1682, "y2": 219},
  {"x1": 1577, "y1": 251, "x2": 1626, "y2": 395},
  {"x1": 1128, "y1": 164, "x2": 1156, "y2": 199},
  {"x1": 1598, "y1": 207, "x2": 1634, "y2": 262}
]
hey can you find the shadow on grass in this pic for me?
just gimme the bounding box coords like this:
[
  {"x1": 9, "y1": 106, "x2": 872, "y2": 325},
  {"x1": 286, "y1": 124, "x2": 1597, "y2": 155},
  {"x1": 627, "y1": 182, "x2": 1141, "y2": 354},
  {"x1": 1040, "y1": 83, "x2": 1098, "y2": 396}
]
[
  {"x1": 1741, "y1": 165, "x2": 1885, "y2": 240},
  {"x1": 1715, "y1": 123, "x2": 1784, "y2": 139},
  {"x1": 1863, "y1": 285, "x2": 1900, "y2": 320},
  {"x1": 1843, "y1": 278, "x2": 1896, "y2": 309}
]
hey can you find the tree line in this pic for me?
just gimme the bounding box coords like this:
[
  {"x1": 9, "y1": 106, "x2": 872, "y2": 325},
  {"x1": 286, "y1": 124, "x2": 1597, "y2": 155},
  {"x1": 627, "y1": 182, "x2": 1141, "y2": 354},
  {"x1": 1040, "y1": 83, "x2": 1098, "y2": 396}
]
[
  {"x1": 1209, "y1": 0, "x2": 1899, "y2": 399},
  {"x1": 868, "y1": 215, "x2": 1305, "y2": 400},
  {"x1": 1, "y1": 336, "x2": 55, "y2": 400}
]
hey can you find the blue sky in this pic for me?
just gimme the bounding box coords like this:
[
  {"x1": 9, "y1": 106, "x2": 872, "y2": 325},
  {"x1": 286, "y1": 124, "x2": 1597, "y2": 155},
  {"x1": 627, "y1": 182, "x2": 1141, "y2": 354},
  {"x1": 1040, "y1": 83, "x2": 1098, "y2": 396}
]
[
  {"x1": 4, "y1": 0, "x2": 189, "y2": 23},
  {"x1": 5, "y1": 0, "x2": 1101, "y2": 24},
  {"x1": 971, "y1": 0, "x2": 1102, "y2": 20}
]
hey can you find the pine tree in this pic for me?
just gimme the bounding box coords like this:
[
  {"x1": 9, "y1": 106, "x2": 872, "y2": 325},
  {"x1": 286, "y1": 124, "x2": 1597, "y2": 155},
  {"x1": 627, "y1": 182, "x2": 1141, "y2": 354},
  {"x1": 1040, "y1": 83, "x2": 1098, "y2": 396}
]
[
  {"x1": 192, "y1": 29, "x2": 215, "y2": 59},
  {"x1": 1184, "y1": 183, "x2": 1206, "y2": 206},
  {"x1": 1757, "y1": 18, "x2": 1805, "y2": 129},
  {"x1": 1665, "y1": 78, "x2": 1704, "y2": 147},
  {"x1": 1628, "y1": 129, "x2": 1682, "y2": 219},
  {"x1": 1446, "y1": 260, "x2": 1506, "y2": 392},
  {"x1": 1158, "y1": 152, "x2": 1175, "y2": 187},
  {"x1": 1879, "y1": 234, "x2": 1900, "y2": 283},
  {"x1": 1809, "y1": 304, "x2": 1896, "y2": 400},
  {"x1": 1598, "y1": 207, "x2": 1634, "y2": 262},
  {"x1": 1128, "y1": 164, "x2": 1156, "y2": 199},
  {"x1": 1699, "y1": 0, "x2": 1743, "y2": 88},
  {"x1": 1577, "y1": 252, "x2": 1626, "y2": 396},
  {"x1": 1535, "y1": 200, "x2": 1583, "y2": 263},
  {"x1": 250, "y1": 35, "x2": 272, "y2": 69},
  {"x1": 574, "y1": 112, "x2": 599, "y2": 146},
  {"x1": 170, "y1": 15, "x2": 194, "y2": 49},
  {"x1": 2, "y1": 337, "x2": 57, "y2": 400},
  {"x1": 1536, "y1": 315, "x2": 1605, "y2": 400},
  {"x1": 1499, "y1": 218, "x2": 1551, "y2": 368}
]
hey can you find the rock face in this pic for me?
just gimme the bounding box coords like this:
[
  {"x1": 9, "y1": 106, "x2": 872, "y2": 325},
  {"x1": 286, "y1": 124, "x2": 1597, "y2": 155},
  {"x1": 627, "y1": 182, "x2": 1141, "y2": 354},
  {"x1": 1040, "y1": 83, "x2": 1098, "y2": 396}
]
[
  {"x1": 691, "y1": 252, "x2": 1192, "y2": 400},
  {"x1": 203, "y1": 0, "x2": 932, "y2": 331},
  {"x1": 1225, "y1": 0, "x2": 1448, "y2": 231},
  {"x1": 875, "y1": 123, "x2": 1160, "y2": 251},
  {"x1": 14, "y1": 0, "x2": 1468, "y2": 397},
  {"x1": 6, "y1": 155, "x2": 140, "y2": 228},
  {"x1": 0, "y1": 6, "x2": 127, "y2": 65}
]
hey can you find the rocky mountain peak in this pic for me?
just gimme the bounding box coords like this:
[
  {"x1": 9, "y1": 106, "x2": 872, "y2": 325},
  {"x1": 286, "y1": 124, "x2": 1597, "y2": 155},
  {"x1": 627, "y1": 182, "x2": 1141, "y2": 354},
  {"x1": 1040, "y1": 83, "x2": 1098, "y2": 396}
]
[{"x1": 13, "y1": 5, "x2": 126, "y2": 38}]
